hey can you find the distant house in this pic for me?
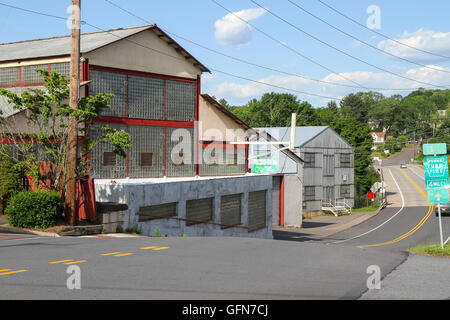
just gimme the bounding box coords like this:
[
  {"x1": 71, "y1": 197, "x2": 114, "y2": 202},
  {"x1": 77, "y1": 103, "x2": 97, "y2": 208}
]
[{"x1": 371, "y1": 132, "x2": 387, "y2": 144}]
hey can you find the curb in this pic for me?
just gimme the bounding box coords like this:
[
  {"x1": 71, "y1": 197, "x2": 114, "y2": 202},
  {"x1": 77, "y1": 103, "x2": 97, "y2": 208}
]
[{"x1": 0, "y1": 224, "x2": 60, "y2": 237}]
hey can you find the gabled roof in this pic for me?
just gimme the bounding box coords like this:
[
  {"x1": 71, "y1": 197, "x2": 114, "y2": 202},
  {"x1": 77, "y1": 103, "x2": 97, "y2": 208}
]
[
  {"x1": 200, "y1": 94, "x2": 251, "y2": 130},
  {"x1": 256, "y1": 126, "x2": 353, "y2": 150},
  {"x1": 0, "y1": 24, "x2": 210, "y2": 73}
]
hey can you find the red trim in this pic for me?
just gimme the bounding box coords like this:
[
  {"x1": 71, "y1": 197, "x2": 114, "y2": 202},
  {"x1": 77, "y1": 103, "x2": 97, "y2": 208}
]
[
  {"x1": 47, "y1": 64, "x2": 50, "y2": 74},
  {"x1": 19, "y1": 66, "x2": 22, "y2": 82},
  {"x1": 89, "y1": 65, "x2": 197, "y2": 83},
  {"x1": 163, "y1": 80, "x2": 166, "y2": 120},
  {"x1": 280, "y1": 176, "x2": 285, "y2": 227},
  {"x1": 195, "y1": 75, "x2": 200, "y2": 176},
  {"x1": 163, "y1": 128, "x2": 167, "y2": 177},
  {"x1": 126, "y1": 75, "x2": 129, "y2": 117},
  {"x1": 94, "y1": 116, "x2": 194, "y2": 128},
  {"x1": 0, "y1": 82, "x2": 44, "y2": 89}
]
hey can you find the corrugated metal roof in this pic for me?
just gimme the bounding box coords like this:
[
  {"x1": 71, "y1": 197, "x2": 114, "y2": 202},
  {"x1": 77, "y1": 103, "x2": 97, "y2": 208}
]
[
  {"x1": 0, "y1": 24, "x2": 210, "y2": 73},
  {"x1": 0, "y1": 25, "x2": 153, "y2": 62},
  {"x1": 0, "y1": 86, "x2": 44, "y2": 118},
  {"x1": 255, "y1": 126, "x2": 330, "y2": 148}
]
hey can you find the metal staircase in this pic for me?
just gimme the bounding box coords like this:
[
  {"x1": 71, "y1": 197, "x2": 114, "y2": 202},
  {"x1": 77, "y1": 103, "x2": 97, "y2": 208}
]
[{"x1": 321, "y1": 199, "x2": 352, "y2": 216}]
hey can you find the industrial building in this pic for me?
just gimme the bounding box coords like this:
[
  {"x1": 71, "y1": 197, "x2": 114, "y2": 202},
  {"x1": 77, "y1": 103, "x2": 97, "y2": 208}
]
[
  {"x1": 0, "y1": 25, "x2": 273, "y2": 238},
  {"x1": 255, "y1": 126, "x2": 354, "y2": 217}
]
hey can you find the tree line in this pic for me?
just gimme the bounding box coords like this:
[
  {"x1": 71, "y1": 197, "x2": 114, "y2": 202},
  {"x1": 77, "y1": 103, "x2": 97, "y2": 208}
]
[{"x1": 216, "y1": 88, "x2": 450, "y2": 206}]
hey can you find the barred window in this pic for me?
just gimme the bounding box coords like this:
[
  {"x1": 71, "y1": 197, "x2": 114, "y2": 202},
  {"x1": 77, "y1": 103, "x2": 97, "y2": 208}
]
[
  {"x1": 103, "y1": 152, "x2": 116, "y2": 167},
  {"x1": 340, "y1": 185, "x2": 351, "y2": 198},
  {"x1": 140, "y1": 152, "x2": 153, "y2": 167},
  {"x1": 323, "y1": 155, "x2": 335, "y2": 176},
  {"x1": 304, "y1": 186, "x2": 315, "y2": 201},
  {"x1": 340, "y1": 154, "x2": 352, "y2": 168},
  {"x1": 304, "y1": 153, "x2": 316, "y2": 168}
]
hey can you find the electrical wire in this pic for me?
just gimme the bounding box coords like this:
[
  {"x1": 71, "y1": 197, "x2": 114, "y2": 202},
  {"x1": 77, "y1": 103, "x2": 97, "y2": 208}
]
[
  {"x1": 249, "y1": 0, "x2": 450, "y2": 89},
  {"x1": 316, "y1": 0, "x2": 450, "y2": 61}
]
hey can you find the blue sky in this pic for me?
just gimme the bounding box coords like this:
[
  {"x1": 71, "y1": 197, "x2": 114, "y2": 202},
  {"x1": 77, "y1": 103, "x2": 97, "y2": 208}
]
[{"x1": 1, "y1": 0, "x2": 450, "y2": 107}]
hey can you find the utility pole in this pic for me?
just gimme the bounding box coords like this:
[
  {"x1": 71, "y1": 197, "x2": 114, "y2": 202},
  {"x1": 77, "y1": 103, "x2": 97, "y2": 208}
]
[{"x1": 66, "y1": 0, "x2": 81, "y2": 226}]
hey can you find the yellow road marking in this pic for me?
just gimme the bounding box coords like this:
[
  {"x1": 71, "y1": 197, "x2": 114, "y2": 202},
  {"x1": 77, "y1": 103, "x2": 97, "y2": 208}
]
[
  {"x1": 359, "y1": 168, "x2": 433, "y2": 248},
  {"x1": 63, "y1": 260, "x2": 87, "y2": 265},
  {"x1": 101, "y1": 252, "x2": 121, "y2": 256},
  {"x1": 140, "y1": 246, "x2": 157, "y2": 250},
  {"x1": 114, "y1": 253, "x2": 133, "y2": 257},
  {"x1": 49, "y1": 260, "x2": 73, "y2": 264},
  {"x1": 0, "y1": 269, "x2": 12, "y2": 272},
  {"x1": 152, "y1": 247, "x2": 170, "y2": 251},
  {"x1": 0, "y1": 270, "x2": 28, "y2": 276}
]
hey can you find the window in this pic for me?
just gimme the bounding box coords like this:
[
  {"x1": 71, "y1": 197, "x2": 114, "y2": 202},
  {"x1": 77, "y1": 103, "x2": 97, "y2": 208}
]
[
  {"x1": 340, "y1": 154, "x2": 352, "y2": 168},
  {"x1": 304, "y1": 186, "x2": 315, "y2": 201},
  {"x1": 103, "y1": 152, "x2": 116, "y2": 167},
  {"x1": 323, "y1": 155, "x2": 335, "y2": 176},
  {"x1": 340, "y1": 185, "x2": 351, "y2": 198},
  {"x1": 140, "y1": 152, "x2": 153, "y2": 167},
  {"x1": 304, "y1": 153, "x2": 316, "y2": 168}
]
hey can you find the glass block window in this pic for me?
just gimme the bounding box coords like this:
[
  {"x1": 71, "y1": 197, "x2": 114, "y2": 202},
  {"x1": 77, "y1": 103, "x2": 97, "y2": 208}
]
[
  {"x1": 129, "y1": 125, "x2": 164, "y2": 178},
  {"x1": 304, "y1": 153, "x2": 316, "y2": 168},
  {"x1": 49, "y1": 62, "x2": 71, "y2": 79},
  {"x1": 304, "y1": 186, "x2": 315, "y2": 201},
  {"x1": 0, "y1": 67, "x2": 20, "y2": 86},
  {"x1": 165, "y1": 80, "x2": 195, "y2": 121},
  {"x1": 22, "y1": 64, "x2": 48, "y2": 84},
  {"x1": 89, "y1": 70, "x2": 127, "y2": 117},
  {"x1": 166, "y1": 127, "x2": 195, "y2": 177},
  {"x1": 128, "y1": 75, "x2": 164, "y2": 120}
]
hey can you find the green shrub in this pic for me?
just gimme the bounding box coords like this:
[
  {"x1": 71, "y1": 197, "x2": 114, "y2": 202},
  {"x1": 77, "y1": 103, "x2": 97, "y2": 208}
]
[
  {"x1": 5, "y1": 190, "x2": 63, "y2": 229},
  {"x1": 0, "y1": 146, "x2": 23, "y2": 211}
]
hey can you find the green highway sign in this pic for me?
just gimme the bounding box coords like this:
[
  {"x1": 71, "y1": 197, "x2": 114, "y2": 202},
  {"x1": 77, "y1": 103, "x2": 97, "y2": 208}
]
[
  {"x1": 424, "y1": 156, "x2": 449, "y2": 189},
  {"x1": 428, "y1": 189, "x2": 449, "y2": 204},
  {"x1": 253, "y1": 158, "x2": 278, "y2": 173},
  {"x1": 423, "y1": 143, "x2": 447, "y2": 156}
]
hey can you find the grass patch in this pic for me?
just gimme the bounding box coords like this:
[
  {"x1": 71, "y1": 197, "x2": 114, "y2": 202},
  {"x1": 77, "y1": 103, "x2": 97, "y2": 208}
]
[
  {"x1": 352, "y1": 206, "x2": 379, "y2": 213},
  {"x1": 409, "y1": 243, "x2": 450, "y2": 257}
]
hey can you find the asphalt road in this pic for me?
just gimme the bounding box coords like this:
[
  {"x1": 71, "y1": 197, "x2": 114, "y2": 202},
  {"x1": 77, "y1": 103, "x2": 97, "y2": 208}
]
[{"x1": 0, "y1": 148, "x2": 447, "y2": 300}]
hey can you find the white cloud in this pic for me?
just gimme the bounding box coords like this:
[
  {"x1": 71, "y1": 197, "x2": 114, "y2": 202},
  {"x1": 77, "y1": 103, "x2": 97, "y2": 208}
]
[
  {"x1": 210, "y1": 65, "x2": 450, "y2": 106},
  {"x1": 377, "y1": 29, "x2": 450, "y2": 62},
  {"x1": 214, "y1": 7, "x2": 266, "y2": 48}
]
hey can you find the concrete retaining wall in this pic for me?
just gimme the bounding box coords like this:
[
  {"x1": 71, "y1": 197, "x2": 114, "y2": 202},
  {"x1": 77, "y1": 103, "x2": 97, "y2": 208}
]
[{"x1": 94, "y1": 175, "x2": 273, "y2": 239}]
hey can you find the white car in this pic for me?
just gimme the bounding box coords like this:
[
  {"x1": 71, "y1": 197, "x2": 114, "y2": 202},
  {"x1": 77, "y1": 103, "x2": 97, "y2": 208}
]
[{"x1": 400, "y1": 163, "x2": 407, "y2": 168}]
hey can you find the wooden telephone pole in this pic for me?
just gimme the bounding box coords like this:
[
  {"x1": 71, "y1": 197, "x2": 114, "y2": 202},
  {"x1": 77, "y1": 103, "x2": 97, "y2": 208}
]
[{"x1": 66, "y1": 0, "x2": 81, "y2": 225}]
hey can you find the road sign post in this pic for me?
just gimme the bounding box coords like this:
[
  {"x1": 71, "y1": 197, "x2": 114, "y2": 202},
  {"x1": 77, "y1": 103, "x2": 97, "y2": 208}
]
[{"x1": 423, "y1": 143, "x2": 449, "y2": 249}]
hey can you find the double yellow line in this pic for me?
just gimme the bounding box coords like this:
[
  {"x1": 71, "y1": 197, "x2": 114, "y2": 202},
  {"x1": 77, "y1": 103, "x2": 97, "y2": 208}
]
[{"x1": 359, "y1": 168, "x2": 433, "y2": 248}]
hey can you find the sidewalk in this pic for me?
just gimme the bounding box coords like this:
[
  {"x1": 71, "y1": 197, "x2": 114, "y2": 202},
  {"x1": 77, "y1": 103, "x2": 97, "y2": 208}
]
[
  {"x1": 273, "y1": 210, "x2": 379, "y2": 241},
  {"x1": 0, "y1": 215, "x2": 60, "y2": 237}
]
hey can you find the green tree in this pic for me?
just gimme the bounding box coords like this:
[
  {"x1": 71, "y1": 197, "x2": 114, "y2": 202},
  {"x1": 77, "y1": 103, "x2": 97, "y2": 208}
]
[{"x1": 0, "y1": 70, "x2": 131, "y2": 213}]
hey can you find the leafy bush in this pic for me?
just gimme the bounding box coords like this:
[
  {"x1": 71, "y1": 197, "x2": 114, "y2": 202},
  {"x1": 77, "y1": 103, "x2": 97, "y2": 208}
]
[
  {"x1": 0, "y1": 146, "x2": 23, "y2": 211},
  {"x1": 5, "y1": 190, "x2": 63, "y2": 229}
]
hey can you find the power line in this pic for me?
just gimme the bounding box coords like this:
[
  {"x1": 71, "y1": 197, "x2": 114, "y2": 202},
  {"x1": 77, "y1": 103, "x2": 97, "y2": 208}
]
[
  {"x1": 209, "y1": 0, "x2": 368, "y2": 89},
  {"x1": 286, "y1": 0, "x2": 450, "y2": 75},
  {"x1": 0, "y1": 1, "x2": 346, "y2": 102},
  {"x1": 249, "y1": 0, "x2": 450, "y2": 89},
  {"x1": 316, "y1": 0, "x2": 450, "y2": 61},
  {"x1": 103, "y1": 0, "x2": 439, "y2": 92}
]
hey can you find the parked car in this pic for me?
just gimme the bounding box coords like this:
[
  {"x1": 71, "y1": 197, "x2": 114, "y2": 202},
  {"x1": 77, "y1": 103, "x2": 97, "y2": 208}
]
[
  {"x1": 435, "y1": 203, "x2": 450, "y2": 216},
  {"x1": 400, "y1": 163, "x2": 407, "y2": 168}
]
